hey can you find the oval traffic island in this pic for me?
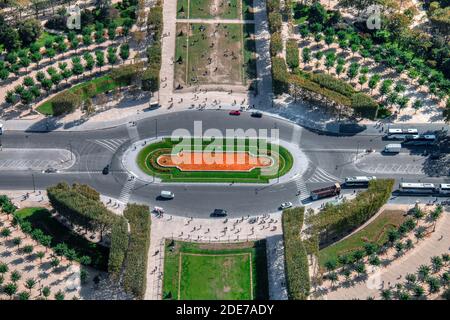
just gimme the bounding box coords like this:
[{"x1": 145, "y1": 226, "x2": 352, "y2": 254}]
[{"x1": 136, "y1": 138, "x2": 294, "y2": 183}]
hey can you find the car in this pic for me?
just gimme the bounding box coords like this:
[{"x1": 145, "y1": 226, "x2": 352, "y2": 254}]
[
  {"x1": 160, "y1": 190, "x2": 174, "y2": 199},
  {"x1": 210, "y1": 209, "x2": 228, "y2": 217},
  {"x1": 43, "y1": 167, "x2": 58, "y2": 173},
  {"x1": 280, "y1": 202, "x2": 293, "y2": 210},
  {"x1": 251, "y1": 111, "x2": 262, "y2": 118},
  {"x1": 102, "y1": 164, "x2": 110, "y2": 175},
  {"x1": 229, "y1": 110, "x2": 241, "y2": 116},
  {"x1": 0, "y1": 123, "x2": 3, "y2": 135}
]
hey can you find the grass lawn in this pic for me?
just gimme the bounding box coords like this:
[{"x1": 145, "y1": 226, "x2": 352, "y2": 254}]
[
  {"x1": 15, "y1": 207, "x2": 109, "y2": 270},
  {"x1": 36, "y1": 75, "x2": 119, "y2": 116},
  {"x1": 136, "y1": 137, "x2": 293, "y2": 183},
  {"x1": 174, "y1": 22, "x2": 256, "y2": 88},
  {"x1": 318, "y1": 209, "x2": 407, "y2": 269},
  {"x1": 177, "y1": 0, "x2": 240, "y2": 19},
  {"x1": 163, "y1": 240, "x2": 268, "y2": 300}
]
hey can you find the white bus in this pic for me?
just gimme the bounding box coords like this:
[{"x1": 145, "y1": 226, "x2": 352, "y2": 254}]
[
  {"x1": 386, "y1": 128, "x2": 418, "y2": 140},
  {"x1": 439, "y1": 184, "x2": 450, "y2": 195},
  {"x1": 344, "y1": 176, "x2": 377, "y2": 187},
  {"x1": 403, "y1": 134, "x2": 436, "y2": 145},
  {"x1": 399, "y1": 183, "x2": 437, "y2": 194}
]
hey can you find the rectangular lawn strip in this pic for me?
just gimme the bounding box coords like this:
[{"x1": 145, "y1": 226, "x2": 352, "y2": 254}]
[
  {"x1": 136, "y1": 138, "x2": 293, "y2": 183},
  {"x1": 163, "y1": 240, "x2": 268, "y2": 300},
  {"x1": 36, "y1": 75, "x2": 119, "y2": 115},
  {"x1": 15, "y1": 207, "x2": 109, "y2": 270},
  {"x1": 183, "y1": 0, "x2": 240, "y2": 19},
  {"x1": 174, "y1": 23, "x2": 189, "y2": 86},
  {"x1": 318, "y1": 209, "x2": 407, "y2": 268}
]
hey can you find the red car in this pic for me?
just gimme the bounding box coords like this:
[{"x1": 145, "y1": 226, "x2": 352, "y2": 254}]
[{"x1": 229, "y1": 110, "x2": 241, "y2": 116}]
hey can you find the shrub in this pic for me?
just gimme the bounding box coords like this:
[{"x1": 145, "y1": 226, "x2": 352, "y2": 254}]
[
  {"x1": 51, "y1": 91, "x2": 83, "y2": 116},
  {"x1": 351, "y1": 93, "x2": 379, "y2": 120},
  {"x1": 122, "y1": 204, "x2": 151, "y2": 299},
  {"x1": 286, "y1": 39, "x2": 300, "y2": 69},
  {"x1": 282, "y1": 207, "x2": 310, "y2": 300},
  {"x1": 271, "y1": 57, "x2": 289, "y2": 95},
  {"x1": 270, "y1": 32, "x2": 283, "y2": 57},
  {"x1": 108, "y1": 216, "x2": 129, "y2": 278}
]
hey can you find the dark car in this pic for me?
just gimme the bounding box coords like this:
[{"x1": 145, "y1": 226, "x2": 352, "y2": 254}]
[
  {"x1": 102, "y1": 164, "x2": 110, "y2": 175},
  {"x1": 210, "y1": 209, "x2": 228, "y2": 217},
  {"x1": 251, "y1": 111, "x2": 262, "y2": 118}
]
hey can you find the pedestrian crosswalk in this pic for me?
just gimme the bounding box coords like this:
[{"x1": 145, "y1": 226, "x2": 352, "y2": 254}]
[
  {"x1": 118, "y1": 178, "x2": 136, "y2": 204},
  {"x1": 90, "y1": 139, "x2": 127, "y2": 153},
  {"x1": 306, "y1": 167, "x2": 341, "y2": 183},
  {"x1": 362, "y1": 163, "x2": 425, "y2": 175},
  {"x1": 294, "y1": 176, "x2": 310, "y2": 202}
]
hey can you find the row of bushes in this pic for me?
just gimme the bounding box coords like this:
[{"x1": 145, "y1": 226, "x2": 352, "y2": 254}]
[
  {"x1": 307, "y1": 179, "x2": 395, "y2": 244},
  {"x1": 108, "y1": 216, "x2": 130, "y2": 279},
  {"x1": 47, "y1": 183, "x2": 117, "y2": 239},
  {"x1": 282, "y1": 207, "x2": 310, "y2": 300},
  {"x1": 141, "y1": 3, "x2": 163, "y2": 93},
  {"x1": 122, "y1": 204, "x2": 151, "y2": 299}
]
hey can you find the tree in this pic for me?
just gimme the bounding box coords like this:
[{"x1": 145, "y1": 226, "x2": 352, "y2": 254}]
[
  {"x1": 42, "y1": 286, "x2": 51, "y2": 299},
  {"x1": 4, "y1": 282, "x2": 17, "y2": 299},
  {"x1": 25, "y1": 278, "x2": 36, "y2": 292},
  {"x1": 406, "y1": 273, "x2": 417, "y2": 285},
  {"x1": 302, "y1": 48, "x2": 311, "y2": 65},
  {"x1": 18, "y1": 291, "x2": 30, "y2": 300},
  {"x1": 325, "y1": 259, "x2": 337, "y2": 272},
  {"x1": 413, "y1": 285, "x2": 425, "y2": 298},
  {"x1": 11, "y1": 270, "x2": 21, "y2": 283},
  {"x1": 0, "y1": 263, "x2": 8, "y2": 275},
  {"x1": 55, "y1": 290, "x2": 65, "y2": 300},
  {"x1": 381, "y1": 289, "x2": 392, "y2": 300},
  {"x1": 36, "y1": 251, "x2": 45, "y2": 262},
  {"x1": 427, "y1": 276, "x2": 441, "y2": 294},
  {"x1": 13, "y1": 236, "x2": 22, "y2": 248},
  {"x1": 347, "y1": 62, "x2": 359, "y2": 81},
  {"x1": 431, "y1": 256, "x2": 443, "y2": 273},
  {"x1": 50, "y1": 258, "x2": 60, "y2": 270},
  {"x1": 1, "y1": 227, "x2": 11, "y2": 239},
  {"x1": 354, "y1": 262, "x2": 366, "y2": 277},
  {"x1": 95, "y1": 50, "x2": 105, "y2": 70},
  {"x1": 119, "y1": 44, "x2": 130, "y2": 61},
  {"x1": 107, "y1": 47, "x2": 118, "y2": 66},
  {"x1": 418, "y1": 265, "x2": 430, "y2": 282},
  {"x1": 327, "y1": 272, "x2": 338, "y2": 286}
]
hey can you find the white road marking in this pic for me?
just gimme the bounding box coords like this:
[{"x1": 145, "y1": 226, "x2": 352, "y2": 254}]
[{"x1": 90, "y1": 139, "x2": 127, "y2": 153}]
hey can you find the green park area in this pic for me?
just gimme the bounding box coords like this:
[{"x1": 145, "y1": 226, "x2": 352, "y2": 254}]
[
  {"x1": 174, "y1": 22, "x2": 256, "y2": 88},
  {"x1": 162, "y1": 240, "x2": 268, "y2": 300},
  {"x1": 136, "y1": 137, "x2": 293, "y2": 183},
  {"x1": 318, "y1": 209, "x2": 407, "y2": 269},
  {"x1": 176, "y1": 0, "x2": 254, "y2": 19}
]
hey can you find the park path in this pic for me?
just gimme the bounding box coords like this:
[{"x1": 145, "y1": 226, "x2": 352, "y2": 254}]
[
  {"x1": 323, "y1": 211, "x2": 450, "y2": 300},
  {"x1": 177, "y1": 18, "x2": 255, "y2": 24},
  {"x1": 144, "y1": 212, "x2": 287, "y2": 300}
]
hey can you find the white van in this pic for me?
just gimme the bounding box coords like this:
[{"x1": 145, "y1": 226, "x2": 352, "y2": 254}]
[
  {"x1": 160, "y1": 191, "x2": 174, "y2": 199},
  {"x1": 384, "y1": 143, "x2": 401, "y2": 153}
]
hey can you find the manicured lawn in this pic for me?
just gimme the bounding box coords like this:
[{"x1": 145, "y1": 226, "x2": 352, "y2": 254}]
[
  {"x1": 163, "y1": 240, "x2": 268, "y2": 300},
  {"x1": 36, "y1": 75, "x2": 119, "y2": 116},
  {"x1": 15, "y1": 207, "x2": 109, "y2": 270},
  {"x1": 177, "y1": 0, "x2": 240, "y2": 19},
  {"x1": 136, "y1": 137, "x2": 294, "y2": 183},
  {"x1": 318, "y1": 210, "x2": 407, "y2": 268},
  {"x1": 174, "y1": 22, "x2": 256, "y2": 87}
]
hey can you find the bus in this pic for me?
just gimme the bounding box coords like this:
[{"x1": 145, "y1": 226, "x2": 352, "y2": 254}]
[
  {"x1": 439, "y1": 184, "x2": 450, "y2": 195},
  {"x1": 403, "y1": 134, "x2": 436, "y2": 145},
  {"x1": 398, "y1": 183, "x2": 437, "y2": 194},
  {"x1": 386, "y1": 128, "x2": 418, "y2": 140},
  {"x1": 344, "y1": 176, "x2": 377, "y2": 187},
  {"x1": 310, "y1": 183, "x2": 341, "y2": 200}
]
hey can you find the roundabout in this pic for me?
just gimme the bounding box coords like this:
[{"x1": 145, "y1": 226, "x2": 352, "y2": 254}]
[{"x1": 128, "y1": 137, "x2": 296, "y2": 184}]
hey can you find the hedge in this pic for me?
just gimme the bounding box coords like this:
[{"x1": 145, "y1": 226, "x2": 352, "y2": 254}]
[
  {"x1": 271, "y1": 57, "x2": 289, "y2": 95},
  {"x1": 309, "y1": 72, "x2": 355, "y2": 97},
  {"x1": 47, "y1": 182, "x2": 116, "y2": 237},
  {"x1": 282, "y1": 207, "x2": 310, "y2": 300},
  {"x1": 286, "y1": 39, "x2": 300, "y2": 69},
  {"x1": 108, "y1": 216, "x2": 129, "y2": 279},
  {"x1": 51, "y1": 91, "x2": 83, "y2": 116},
  {"x1": 122, "y1": 203, "x2": 151, "y2": 299},
  {"x1": 351, "y1": 92, "x2": 379, "y2": 120},
  {"x1": 308, "y1": 179, "x2": 395, "y2": 243},
  {"x1": 270, "y1": 32, "x2": 283, "y2": 57}
]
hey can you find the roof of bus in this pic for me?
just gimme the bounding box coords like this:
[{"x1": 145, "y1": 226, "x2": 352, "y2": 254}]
[{"x1": 400, "y1": 183, "x2": 435, "y2": 188}]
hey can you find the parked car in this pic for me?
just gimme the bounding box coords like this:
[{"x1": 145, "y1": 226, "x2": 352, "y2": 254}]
[
  {"x1": 251, "y1": 111, "x2": 262, "y2": 118},
  {"x1": 102, "y1": 164, "x2": 110, "y2": 175},
  {"x1": 229, "y1": 110, "x2": 241, "y2": 116},
  {"x1": 210, "y1": 209, "x2": 228, "y2": 217},
  {"x1": 43, "y1": 167, "x2": 58, "y2": 173},
  {"x1": 280, "y1": 202, "x2": 293, "y2": 210},
  {"x1": 160, "y1": 190, "x2": 174, "y2": 199}
]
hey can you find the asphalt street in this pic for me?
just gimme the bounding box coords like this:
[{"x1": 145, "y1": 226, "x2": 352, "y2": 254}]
[{"x1": 0, "y1": 110, "x2": 448, "y2": 217}]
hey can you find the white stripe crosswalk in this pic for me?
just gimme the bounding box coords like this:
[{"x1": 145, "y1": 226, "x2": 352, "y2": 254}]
[
  {"x1": 294, "y1": 176, "x2": 309, "y2": 202},
  {"x1": 306, "y1": 167, "x2": 341, "y2": 183},
  {"x1": 118, "y1": 178, "x2": 136, "y2": 204},
  {"x1": 90, "y1": 139, "x2": 127, "y2": 153}
]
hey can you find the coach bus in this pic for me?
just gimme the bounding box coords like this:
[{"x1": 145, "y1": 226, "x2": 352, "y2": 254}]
[
  {"x1": 344, "y1": 176, "x2": 377, "y2": 187},
  {"x1": 439, "y1": 184, "x2": 450, "y2": 195},
  {"x1": 403, "y1": 134, "x2": 436, "y2": 145},
  {"x1": 386, "y1": 128, "x2": 418, "y2": 140},
  {"x1": 398, "y1": 183, "x2": 438, "y2": 194}
]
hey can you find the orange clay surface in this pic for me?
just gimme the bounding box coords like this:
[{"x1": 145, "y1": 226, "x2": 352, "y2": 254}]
[{"x1": 156, "y1": 151, "x2": 273, "y2": 172}]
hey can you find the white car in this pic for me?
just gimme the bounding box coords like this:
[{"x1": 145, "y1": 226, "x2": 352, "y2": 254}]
[{"x1": 280, "y1": 202, "x2": 293, "y2": 210}]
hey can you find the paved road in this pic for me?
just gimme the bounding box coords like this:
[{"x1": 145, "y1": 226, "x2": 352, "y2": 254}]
[{"x1": 0, "y1": 110, "x2": 448, "y2": 217}]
